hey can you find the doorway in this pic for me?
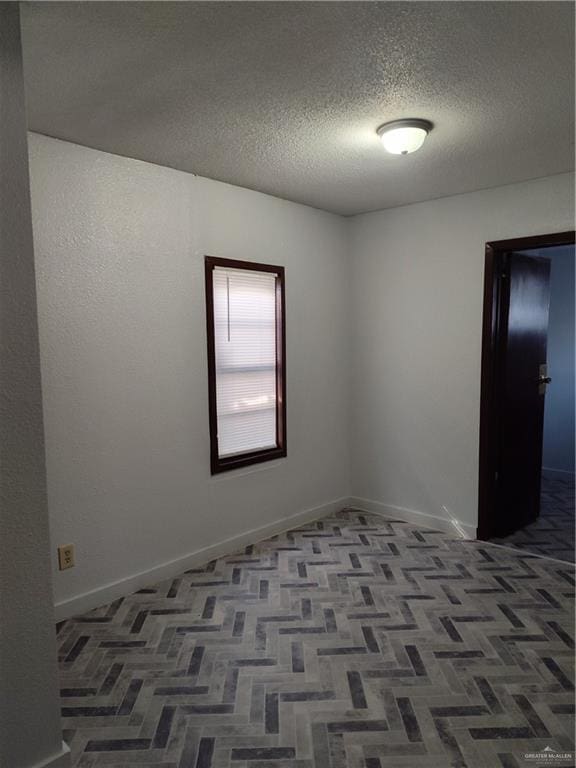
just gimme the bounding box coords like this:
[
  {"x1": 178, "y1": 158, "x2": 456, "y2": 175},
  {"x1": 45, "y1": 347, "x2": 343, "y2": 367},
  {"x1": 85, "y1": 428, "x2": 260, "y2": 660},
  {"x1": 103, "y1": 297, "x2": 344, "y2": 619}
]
[{"x1": 478, "y1": 231, "x2": 575, "y2": 562}]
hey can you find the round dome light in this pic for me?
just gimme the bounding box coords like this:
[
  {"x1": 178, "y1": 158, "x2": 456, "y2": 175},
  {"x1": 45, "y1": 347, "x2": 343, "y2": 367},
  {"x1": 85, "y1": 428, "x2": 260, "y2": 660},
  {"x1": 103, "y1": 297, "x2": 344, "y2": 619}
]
[{"x1": 377, "y1": 119, "x2": 433, "y2": 155}]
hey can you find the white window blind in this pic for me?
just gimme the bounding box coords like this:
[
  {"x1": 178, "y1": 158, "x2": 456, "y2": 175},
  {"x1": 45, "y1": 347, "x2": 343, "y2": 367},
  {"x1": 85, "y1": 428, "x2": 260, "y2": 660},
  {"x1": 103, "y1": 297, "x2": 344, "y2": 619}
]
[{"x1": 213, "y1": 266, "x2": 278, "y2": 458}]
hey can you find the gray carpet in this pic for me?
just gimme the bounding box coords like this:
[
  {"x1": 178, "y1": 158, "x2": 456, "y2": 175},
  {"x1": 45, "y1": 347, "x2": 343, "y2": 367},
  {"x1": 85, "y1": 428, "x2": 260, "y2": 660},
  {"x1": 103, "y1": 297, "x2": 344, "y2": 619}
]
[
  {"x1": 57, "y1": 509, "x2": 575, "y2": 767},
  {"x1": 490, "y1": 472, "x2": 575, "y2": 563}
]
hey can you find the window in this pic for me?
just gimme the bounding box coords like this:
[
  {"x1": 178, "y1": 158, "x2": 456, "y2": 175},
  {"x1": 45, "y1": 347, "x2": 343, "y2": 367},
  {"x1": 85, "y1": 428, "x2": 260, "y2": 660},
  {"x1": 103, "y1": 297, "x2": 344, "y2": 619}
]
[{"x1": 205, "y1": 256, "x2": 286, "y2": 474}]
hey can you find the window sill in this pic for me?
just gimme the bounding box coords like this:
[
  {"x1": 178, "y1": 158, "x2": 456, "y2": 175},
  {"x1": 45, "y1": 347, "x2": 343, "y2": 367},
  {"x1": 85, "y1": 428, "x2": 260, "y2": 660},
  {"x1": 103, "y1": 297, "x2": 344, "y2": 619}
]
[
  {"x1": 209, "y1": 457, "x2": 286, "y2": 481},
  {"x1": 210, "y1": 446, "x2": 287, "y2": 477}
]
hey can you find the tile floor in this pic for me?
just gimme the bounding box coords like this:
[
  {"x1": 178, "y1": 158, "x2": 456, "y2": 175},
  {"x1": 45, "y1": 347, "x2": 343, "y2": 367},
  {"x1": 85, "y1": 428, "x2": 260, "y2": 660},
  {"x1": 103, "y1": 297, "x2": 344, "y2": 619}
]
[
  {"x1": 490, "y1": 472, "x2": 575, "y2": 563},
  {"x1": 57, "y1": 509, "x2": 575, "y2": 767}
]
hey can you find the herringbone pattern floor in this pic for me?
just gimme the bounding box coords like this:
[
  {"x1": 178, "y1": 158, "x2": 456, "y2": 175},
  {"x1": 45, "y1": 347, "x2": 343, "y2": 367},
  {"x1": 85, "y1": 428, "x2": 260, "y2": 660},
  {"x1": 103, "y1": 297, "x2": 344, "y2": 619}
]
[
  {"x1": 57, "y1": 509, "x2": 575, "y2": 767},
  {"x1": 491, "y1": 473, "x2": 575, "y2": 563}
]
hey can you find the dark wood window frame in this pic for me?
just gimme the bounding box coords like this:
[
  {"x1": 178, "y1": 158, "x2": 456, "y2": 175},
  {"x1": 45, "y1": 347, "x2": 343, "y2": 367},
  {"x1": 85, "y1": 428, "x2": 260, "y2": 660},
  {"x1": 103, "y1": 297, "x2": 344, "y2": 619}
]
[
  {"x1": 477, "y1": 230, "x2": 575, "y2": 540},
  {"x1": 205, "y1": 255, "x2": 287, "y2": 475}
]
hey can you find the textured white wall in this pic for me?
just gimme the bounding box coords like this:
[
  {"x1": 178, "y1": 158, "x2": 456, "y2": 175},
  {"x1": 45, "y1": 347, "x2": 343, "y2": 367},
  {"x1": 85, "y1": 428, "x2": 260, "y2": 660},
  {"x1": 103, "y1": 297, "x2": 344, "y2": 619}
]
[
  {"x1": 0, "y1": 8, "x2": 68, "y2": 768},
  {"x1": 28, "y1": 131, "x2": 574, "y2": 615},
  {"x1": 28, "y1": 133, "x2": 351, "y2": 615},
  {"x1": 349, "y1": 173, "x2": 575, "y2": 534},
  {"x1": 543, "y1": 247, "x2": 575, "y2": 473}
]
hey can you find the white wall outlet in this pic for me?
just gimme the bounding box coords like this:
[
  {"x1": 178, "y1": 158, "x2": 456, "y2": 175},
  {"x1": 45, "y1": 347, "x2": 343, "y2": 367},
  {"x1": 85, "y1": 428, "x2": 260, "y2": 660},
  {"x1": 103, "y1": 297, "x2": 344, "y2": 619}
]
[{"x1": 58, "y1": 543, "x2": 75, "y2": 570}]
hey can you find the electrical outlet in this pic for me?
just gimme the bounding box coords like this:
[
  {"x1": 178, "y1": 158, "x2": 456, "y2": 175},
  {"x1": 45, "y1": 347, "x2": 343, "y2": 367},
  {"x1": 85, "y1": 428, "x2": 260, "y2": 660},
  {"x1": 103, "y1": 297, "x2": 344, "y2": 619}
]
[{"x1": 58, "y1": 544, "x2": 75, "y2": 570}]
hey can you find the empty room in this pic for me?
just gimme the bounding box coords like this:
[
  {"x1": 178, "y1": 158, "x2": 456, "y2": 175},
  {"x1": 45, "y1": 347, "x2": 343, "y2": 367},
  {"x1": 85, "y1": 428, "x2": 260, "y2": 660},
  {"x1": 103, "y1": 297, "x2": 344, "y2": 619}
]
[{"x1": 1, "y1": 2, "x2": 575, "y2": 768}]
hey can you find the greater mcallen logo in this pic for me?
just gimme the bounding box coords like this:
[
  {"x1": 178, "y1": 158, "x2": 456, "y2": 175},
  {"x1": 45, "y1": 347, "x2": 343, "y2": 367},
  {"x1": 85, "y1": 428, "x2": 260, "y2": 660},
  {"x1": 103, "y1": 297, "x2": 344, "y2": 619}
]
[{"x1": 524, "y1": 746, "x2": 575, "y2": 763}]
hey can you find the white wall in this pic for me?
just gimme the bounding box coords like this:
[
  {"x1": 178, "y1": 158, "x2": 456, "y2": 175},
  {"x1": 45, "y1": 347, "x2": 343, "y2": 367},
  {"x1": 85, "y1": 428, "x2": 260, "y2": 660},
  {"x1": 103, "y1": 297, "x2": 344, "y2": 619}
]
[
  {"x1": 543, "y1": 246, "x2": 575, "y2": 473},
  {"x1": 349, "y1": 173, "x2": 575, "y2": 535},
  {"x1": 0, "y1": 8, "x2": 69, "y2": 768},
  {"x1": 28, "y1": 133, "x2": 351, "y2": 618},
  {"x1": 29, "y1": 131, "x2": 574, "y2": 615}
]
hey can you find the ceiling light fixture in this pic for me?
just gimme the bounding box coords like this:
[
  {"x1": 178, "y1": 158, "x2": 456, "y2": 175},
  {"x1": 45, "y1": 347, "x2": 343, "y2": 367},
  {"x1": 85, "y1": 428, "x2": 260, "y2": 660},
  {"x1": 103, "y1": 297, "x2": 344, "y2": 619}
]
[{"x1": 377, "y1": 118, "x2": 433, "y2": 155}]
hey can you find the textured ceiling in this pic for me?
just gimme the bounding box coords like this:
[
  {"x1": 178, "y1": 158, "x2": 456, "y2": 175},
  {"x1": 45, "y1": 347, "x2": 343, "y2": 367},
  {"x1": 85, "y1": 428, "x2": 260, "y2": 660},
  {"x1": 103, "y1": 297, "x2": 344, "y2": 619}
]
[{"x1": 21, "y1": 2, "x2": 575, "y2": 216}]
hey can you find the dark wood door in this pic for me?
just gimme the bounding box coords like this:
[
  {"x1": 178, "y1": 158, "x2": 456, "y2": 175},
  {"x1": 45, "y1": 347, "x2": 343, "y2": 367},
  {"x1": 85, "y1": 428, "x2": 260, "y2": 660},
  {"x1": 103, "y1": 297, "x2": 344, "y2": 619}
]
[{"x1": 494, "y1": 252, "x2": 551, "y2": 537}]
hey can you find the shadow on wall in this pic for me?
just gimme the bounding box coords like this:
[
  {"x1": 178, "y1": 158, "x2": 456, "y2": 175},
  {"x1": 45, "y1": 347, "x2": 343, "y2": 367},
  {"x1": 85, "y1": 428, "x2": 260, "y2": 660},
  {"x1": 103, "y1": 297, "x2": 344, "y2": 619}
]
[{"x1": 542, "y1": 245, "x2": 575, "y2": 474}]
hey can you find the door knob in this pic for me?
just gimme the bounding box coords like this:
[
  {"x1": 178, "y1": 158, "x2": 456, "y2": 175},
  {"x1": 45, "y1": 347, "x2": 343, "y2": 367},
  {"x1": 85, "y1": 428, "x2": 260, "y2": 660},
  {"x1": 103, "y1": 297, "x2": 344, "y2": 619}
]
[{"x1": 538, "y1": 364, "x2": 551, "y2": 394}]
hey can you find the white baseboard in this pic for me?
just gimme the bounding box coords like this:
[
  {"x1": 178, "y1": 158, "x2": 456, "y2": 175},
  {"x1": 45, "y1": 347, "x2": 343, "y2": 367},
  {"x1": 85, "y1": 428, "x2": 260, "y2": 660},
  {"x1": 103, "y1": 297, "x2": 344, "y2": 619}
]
[
  {"x1": 542, "y1": 467, "x2": 575, "y2": 477},
  {"x1": 348, "y1": 496, "x2": 476, "y2": 540},
  {"x1": 54, "y1": 497, "x2": 349, "y2": 621},
  {"x1": 32, "y1": 742, "x2": 70, "y2": 768}
]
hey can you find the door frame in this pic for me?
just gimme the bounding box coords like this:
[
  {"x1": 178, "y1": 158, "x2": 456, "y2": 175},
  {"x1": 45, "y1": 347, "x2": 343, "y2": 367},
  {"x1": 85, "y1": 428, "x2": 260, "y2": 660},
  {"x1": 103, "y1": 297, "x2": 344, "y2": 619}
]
[{"x1": 477, "y1": 230, "x2": 575, "y2": 540}]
